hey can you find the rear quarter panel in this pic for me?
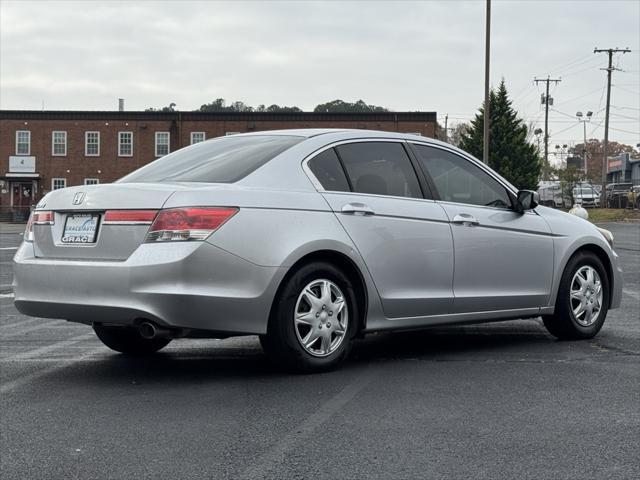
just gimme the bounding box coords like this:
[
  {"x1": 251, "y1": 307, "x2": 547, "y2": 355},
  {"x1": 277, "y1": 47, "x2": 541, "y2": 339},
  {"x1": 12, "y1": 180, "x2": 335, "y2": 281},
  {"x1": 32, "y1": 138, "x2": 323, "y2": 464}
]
[{"x1": 168, "y1": 187, "x2": 387, "y2": 329}]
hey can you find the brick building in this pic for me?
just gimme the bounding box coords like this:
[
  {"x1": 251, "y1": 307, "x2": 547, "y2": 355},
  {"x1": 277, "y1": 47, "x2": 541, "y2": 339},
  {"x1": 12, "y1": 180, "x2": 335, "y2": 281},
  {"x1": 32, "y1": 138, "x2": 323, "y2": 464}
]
[{"x1": 0, "y1": 110, "x2": 437, "y2": 220}]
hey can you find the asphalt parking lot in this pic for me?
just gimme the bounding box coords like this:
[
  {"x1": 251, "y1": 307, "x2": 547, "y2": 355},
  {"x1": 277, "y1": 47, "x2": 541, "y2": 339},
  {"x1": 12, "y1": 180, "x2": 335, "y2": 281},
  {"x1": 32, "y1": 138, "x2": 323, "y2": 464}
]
[{"x1": 0, "y1": 222, "x2": 638, "y2": 480}]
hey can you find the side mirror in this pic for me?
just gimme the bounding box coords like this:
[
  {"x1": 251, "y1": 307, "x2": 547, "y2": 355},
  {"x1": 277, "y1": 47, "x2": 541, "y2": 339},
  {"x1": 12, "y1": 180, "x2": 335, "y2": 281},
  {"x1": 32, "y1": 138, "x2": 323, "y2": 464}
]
[{"x1": 516, "y1": 190, "x2": 539, "y2": 213}]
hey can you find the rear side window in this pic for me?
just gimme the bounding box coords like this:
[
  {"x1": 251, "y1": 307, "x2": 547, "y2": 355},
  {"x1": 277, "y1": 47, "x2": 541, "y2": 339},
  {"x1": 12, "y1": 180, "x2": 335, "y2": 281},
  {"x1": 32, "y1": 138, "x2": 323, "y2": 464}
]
[
  {"x1": 119, "y1": 135, "x2": 303, "y2": 184},
  {"x1": 308, "y1": 148, "x2": 350, "y2": 192},
  {"x1": 413, "y1": 144, "x2": 512, "y2": 209},
  {"x1": 336, "y1": 142, "x2": 422, "y2": 198}
]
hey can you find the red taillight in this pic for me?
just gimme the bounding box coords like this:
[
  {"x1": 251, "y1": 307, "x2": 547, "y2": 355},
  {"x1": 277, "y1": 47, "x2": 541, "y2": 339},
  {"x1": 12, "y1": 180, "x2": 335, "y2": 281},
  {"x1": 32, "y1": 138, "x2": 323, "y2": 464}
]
[
  {"x1": 24, "y1": 211, "x2": 54, "y2": 241},
  {"x1": 33, "y1": 211, "x2": 54, "y2": 224},
  {"x1": 146, "y1": 207, "x2": 238, "y2": 242},
  {"x1": 103, "y1": 210, "x2": 158, "y2": 224}
]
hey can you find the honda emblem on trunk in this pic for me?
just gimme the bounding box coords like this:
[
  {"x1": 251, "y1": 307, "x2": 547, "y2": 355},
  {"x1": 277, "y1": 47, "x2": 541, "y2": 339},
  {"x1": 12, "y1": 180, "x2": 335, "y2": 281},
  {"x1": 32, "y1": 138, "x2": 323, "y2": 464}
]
[{"x1": 72, "y1": 192, "x2": 86, "y2": 205}]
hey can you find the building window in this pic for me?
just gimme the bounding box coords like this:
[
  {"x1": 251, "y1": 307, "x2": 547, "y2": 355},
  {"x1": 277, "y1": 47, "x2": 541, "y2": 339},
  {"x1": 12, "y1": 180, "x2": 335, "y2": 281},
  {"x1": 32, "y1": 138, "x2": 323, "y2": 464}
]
[
  {"x1": 52, "y1": 131, "x2": 67, "y2": 156},
  {"x1": 52, "y1": 178, "x2": 67, "y2": 190},
  {"x1": 155, "y1": 132, "x2": 170, "y2": 156},
  {"x1": 191, "y1": 132, "x2": 206, "y2": 144},
  {"x1": 16, "y1": 130, "x2": 31, "y2": 155},
  {"x1": 118, "y1": 131, "x2": 133, "y2": 157},
  {"x1": 85, "y1": 131, "x2": 100, "y2": 156},
  {"x1": 84, "y1": 178, "x2": 99, "y2": 185}
]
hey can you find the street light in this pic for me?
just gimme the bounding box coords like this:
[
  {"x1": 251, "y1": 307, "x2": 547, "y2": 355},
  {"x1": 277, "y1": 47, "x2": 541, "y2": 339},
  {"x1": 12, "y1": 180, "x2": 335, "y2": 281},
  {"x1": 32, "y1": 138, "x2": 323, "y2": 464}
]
[
  {"x1": 534, "y1": 128, "x2": 543, "y2": 153},
  {"x1": 576, "y1": 110, "x2": 593, "y2": 176}
]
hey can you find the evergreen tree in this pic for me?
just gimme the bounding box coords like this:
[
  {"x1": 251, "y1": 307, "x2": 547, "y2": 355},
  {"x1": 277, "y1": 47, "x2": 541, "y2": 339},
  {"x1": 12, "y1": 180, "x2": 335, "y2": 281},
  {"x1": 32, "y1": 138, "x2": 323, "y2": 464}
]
[{"x1": 459, "y1": 80, "x2": 541, "y2": 190}]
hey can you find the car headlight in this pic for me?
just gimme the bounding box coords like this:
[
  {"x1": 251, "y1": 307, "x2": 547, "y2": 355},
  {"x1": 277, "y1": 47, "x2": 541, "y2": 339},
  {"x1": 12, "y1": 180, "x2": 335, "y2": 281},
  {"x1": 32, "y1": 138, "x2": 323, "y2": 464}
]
[{"x1": 596, "y1": 226, "x2": 614, "y2": 248}]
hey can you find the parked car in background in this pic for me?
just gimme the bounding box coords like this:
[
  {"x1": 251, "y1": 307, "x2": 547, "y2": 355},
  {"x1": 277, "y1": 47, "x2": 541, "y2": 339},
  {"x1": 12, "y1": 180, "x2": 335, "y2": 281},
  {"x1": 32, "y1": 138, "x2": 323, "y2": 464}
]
[
  {"x1": 602, "y1": 183, "x2": 633, "y2": 208},
  {"x1": 538, "y1": 181, "x2": 564, "y2": 208},
  {"x1": 13, "y1": 130, "x2": 623, "y2": 371},
  {"x1": 538, "y1": 182, "x2": 600, "y2": 208},
  {"x1": 572, "y1": 184, "x2": 600, "y2": 208},
  {"x1": 628, "y1": 185, "x2": 640, "y2": 209}
]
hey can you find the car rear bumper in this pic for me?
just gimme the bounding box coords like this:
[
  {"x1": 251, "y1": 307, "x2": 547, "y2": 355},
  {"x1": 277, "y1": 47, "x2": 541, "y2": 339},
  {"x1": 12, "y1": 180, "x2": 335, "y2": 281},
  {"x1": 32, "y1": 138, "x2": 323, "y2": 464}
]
[{"x1": 13, "y1": 241, "x2": 285, "y2": 335}]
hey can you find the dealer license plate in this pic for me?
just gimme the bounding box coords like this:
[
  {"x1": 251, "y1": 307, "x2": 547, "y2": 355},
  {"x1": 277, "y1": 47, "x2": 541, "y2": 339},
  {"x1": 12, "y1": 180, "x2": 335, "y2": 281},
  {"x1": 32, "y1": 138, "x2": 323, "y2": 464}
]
[{"x1": 62, "y1": 214, "x2": 99, "y2": 244}]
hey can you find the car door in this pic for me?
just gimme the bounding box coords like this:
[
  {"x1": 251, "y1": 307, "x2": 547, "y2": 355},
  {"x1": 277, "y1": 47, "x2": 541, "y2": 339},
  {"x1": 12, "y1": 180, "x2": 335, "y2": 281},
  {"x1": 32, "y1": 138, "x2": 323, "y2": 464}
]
[
  {"x1": 410, "y1": 143, "x2": 554, "y2": 314},
  {"x1": 306, "y1": 141, "x2": 454, "y2": 319}
]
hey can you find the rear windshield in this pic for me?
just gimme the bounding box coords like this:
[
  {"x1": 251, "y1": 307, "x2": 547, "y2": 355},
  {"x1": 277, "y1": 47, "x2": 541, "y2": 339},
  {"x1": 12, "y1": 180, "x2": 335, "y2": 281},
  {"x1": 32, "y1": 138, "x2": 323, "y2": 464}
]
[{"x1": 119, "y1": 135, "x2": 303, "y2": 184}]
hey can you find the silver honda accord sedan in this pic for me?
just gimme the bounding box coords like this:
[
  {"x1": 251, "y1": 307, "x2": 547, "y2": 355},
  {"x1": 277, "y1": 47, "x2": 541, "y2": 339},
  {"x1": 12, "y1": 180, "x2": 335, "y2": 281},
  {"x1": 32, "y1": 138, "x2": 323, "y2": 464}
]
[{"x1": 13, "y1": 129, "x2": 623, "y2": 371}]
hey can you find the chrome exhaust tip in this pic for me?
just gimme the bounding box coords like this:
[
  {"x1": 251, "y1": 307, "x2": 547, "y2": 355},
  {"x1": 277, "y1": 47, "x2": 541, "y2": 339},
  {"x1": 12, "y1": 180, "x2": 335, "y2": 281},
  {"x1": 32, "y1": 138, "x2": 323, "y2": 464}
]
[{"x1": 138, "y1": 321, "x2": 171, "y2": 340}]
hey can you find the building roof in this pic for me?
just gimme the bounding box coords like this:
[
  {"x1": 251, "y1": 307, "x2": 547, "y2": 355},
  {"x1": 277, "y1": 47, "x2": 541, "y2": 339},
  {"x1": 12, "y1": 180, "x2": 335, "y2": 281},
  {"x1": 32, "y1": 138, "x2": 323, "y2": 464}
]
[{"x1": 0, "y1": 110, "x2": 437, "y2": 122}]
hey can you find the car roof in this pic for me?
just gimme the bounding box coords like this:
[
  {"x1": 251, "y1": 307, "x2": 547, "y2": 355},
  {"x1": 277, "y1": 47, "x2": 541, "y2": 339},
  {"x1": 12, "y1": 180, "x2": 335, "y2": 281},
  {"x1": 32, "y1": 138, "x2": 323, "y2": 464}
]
[
  {"x1": 233, "y1": 128, "x2": 455, "y2": 147},
  {"x1": 236, "y1": 128, "x2": 518, "y2": 195}
]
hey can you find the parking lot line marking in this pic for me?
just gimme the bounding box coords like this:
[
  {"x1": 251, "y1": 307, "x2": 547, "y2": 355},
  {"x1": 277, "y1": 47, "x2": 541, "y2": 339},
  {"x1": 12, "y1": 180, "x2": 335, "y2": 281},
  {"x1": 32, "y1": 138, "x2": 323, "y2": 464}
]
[
  {"x1": 236, "y1": 368, "x2": 378, "y2": 480},
  {"x1": 1, "y1": 332, "x2": 95, "y2": 361},
  {"x1": 0, "y1": 247, "x2": 18, "y2": 250},
  {"x1": 623, "y1": 289, "x2": 640, "y2": 301},
  {"x1": 0, "y1": 346, "x2": 106, "y2": 395}
]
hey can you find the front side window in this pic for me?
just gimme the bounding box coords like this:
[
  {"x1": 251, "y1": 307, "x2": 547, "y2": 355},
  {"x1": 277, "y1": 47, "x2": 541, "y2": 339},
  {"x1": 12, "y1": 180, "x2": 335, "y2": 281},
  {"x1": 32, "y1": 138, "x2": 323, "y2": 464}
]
[
  {"x1": 85, "y1": 131, "x2": 100, "y2": 156},
  {"x1": 413, "y1": 144, "x2": 512, "y2": 209},
  {"x1": 120, "y1": 135, "x2": 303, "y2": 184},
  {"x1": 335, "y1": 142, "x2": 422, "y2": 198},
  {"x1": 118, "y1": 132, "x2": 133, "y2": 156},
  {"x1": 308, "y1": 148, "x2": 350, "y2": 192},
  {"x1": 52, "y1": 131, "x2": 67, "y2": 156},
  {"x1": 16, "y1": 130, "x2": 30, "y2": 155},
  {"x1": 84, "y1": 178, "x2": 99, "y2": 185},
  {"x1": 155, "y1": 132, "x2": 170, "y2": 156},
  {"x1": 191, "y1": 132, "x2": 206, "y2": 144},
  {"x1": 52, "y1": 178, "x2": 66, "y2": 190}
]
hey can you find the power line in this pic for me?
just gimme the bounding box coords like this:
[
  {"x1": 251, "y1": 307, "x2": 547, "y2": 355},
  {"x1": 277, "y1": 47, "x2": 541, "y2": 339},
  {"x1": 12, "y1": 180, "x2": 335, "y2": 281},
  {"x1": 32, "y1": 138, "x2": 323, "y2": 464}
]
[
  {"x1": 609, "y1": 112, "x2": 640, "y2": 120},
  {"x1": 544, "y1": 53, "x2": 594, "y2": 75},
  {"x1": 612, "y1": 105, "x2": 640, "y2": 111},
  {"x1": 554, "y1": 86, "x2": 607, "y2": 106},
  {"x1": 608, "y1": 126, "x2": 640, "y2": 135},
  {"x1": 613, "y1": 85, "x2": 640, "y2": 95},
  {"x1": 550, "y1": 108, "x2": 579, "y2": 119},
  {"x1": 549, "y1": 122, "x2": 580, "y2": 138}
]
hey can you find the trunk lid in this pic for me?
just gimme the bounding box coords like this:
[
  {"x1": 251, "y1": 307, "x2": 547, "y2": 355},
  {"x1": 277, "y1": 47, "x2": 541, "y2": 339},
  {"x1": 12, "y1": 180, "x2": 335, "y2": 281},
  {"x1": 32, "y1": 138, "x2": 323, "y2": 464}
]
[{"x1": 32, "y1": 183, "x2": 182, "y2": 261}]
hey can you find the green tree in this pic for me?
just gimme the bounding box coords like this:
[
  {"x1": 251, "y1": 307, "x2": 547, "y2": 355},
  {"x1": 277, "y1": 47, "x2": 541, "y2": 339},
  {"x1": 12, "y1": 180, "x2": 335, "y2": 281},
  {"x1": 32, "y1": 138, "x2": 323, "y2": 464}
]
[
  {"x1": 554, "y1": 165, "x2": 585, "y2": 207},
  {"x1": 197, "y1": 99, "x2": 301, "y2": 113},
  {"x1": 145, "y1": 103, "x2": 176, "y2": 112},
  {"x1": 313, "y1": 99, "x2": 389, "y2": 113},
  {"x1": 448, "y1": 122, "x2": 471, "y2": 148},
  {"x1": 459, "y1": 80, "x2": 541, "y2": 190}
]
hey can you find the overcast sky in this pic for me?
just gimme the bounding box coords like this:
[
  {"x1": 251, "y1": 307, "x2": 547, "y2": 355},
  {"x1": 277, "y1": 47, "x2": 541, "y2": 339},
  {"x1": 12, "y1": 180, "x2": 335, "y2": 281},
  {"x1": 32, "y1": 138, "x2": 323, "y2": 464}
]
[{"x1": 1, "y1": 0, "x2": 638, "y2": 149}]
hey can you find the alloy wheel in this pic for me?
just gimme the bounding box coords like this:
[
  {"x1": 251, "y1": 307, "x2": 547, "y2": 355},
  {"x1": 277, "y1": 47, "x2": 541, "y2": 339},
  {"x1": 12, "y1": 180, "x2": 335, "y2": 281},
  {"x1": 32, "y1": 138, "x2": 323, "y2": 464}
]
[
  {"x1": 570, "y1": 266, "x2": 603, "y2": 326},
  {"x1": 293, "y1": 279, "x2": 349, "y2": 357}
]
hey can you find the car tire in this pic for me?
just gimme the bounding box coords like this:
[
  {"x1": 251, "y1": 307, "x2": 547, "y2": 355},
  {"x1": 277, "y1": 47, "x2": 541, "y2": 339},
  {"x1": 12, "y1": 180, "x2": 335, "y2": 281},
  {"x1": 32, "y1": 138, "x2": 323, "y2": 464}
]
[
  {"x1": 542, "y1": 251, "x2": 610, "y2": 340},
  {"x1": 261, "y1": 261, "x2": 359, "y2": 372},
  {"x1": 93, "y1": 324, "x2": 171, "y2": 355}
]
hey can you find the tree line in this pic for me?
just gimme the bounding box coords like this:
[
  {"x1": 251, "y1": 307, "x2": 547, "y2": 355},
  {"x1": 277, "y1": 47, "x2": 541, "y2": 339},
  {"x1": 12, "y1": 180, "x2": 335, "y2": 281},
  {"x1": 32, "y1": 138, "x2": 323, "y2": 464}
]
[{"x1": 145, "y1": 98, "x2": 389, "y2": 113}]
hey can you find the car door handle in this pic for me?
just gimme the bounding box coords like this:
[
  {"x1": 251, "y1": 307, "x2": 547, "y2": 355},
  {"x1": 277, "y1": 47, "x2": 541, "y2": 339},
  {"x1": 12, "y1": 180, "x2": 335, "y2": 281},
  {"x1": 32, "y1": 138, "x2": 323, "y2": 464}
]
[
  {"x1": 452, "y1": 213, "x2": 479, "y2": 226},
  {"x1": 341, "y1": 203, "x2": 375, "y2": 216}
]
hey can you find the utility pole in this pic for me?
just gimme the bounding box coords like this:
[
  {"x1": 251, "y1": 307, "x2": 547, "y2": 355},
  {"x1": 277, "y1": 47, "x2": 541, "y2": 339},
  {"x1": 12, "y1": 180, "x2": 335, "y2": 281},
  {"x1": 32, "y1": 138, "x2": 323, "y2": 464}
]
[
  {"x1": 593, "y1": 47, "x2": 631, "y2": 194},
  {"x1": 534, "y1": 76, "x2": 561, "y2": 178},
  {"x1": 482, "y1": 0, "x2": 491, "y2": 164},
  {"x1": 576, "y1": 111, "x2": 592, "y2": 177},
  {"x1": 444, "y1": 114, "x2": 448, "y2": 143}
]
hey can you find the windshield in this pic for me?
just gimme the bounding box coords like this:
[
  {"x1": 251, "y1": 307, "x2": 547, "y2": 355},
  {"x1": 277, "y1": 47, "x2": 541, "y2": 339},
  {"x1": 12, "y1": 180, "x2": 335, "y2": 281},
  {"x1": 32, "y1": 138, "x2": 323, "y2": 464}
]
[{"x1": 119, "y1": 135, "x2": 303, "y2": 183}]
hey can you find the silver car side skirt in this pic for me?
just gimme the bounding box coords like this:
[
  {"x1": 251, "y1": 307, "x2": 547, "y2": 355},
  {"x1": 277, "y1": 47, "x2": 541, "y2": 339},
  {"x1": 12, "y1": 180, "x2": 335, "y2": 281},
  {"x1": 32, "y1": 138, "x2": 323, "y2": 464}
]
[{"x1": 364, "y1": 306, "x2": 555, "y2": 333}]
